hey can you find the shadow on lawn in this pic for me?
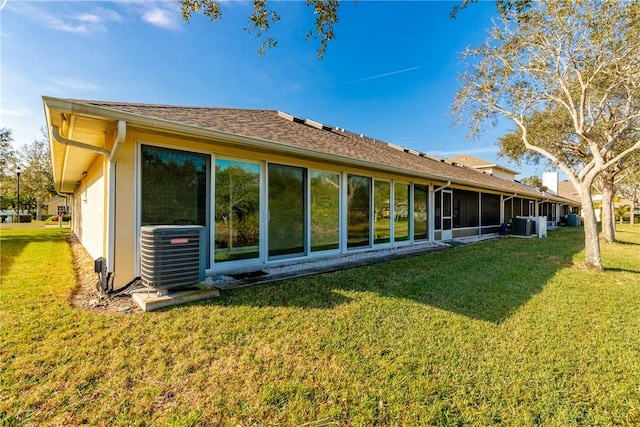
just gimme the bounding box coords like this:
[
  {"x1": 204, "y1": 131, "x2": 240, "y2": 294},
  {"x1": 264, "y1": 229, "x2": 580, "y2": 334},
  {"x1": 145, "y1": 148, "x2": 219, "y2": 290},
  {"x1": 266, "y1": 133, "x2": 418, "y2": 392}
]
[
  {"x1": 0, "y1": 230, "x2": 65, "y2": 277},
  {"x1": 217, "y1": 230, "x2": 585, "y2": 323}
]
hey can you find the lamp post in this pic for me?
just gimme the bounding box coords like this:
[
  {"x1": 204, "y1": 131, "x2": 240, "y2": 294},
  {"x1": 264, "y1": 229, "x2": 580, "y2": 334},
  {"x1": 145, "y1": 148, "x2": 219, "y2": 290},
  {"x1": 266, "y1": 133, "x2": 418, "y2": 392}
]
[{"x1": 16, "y1": 166, "x2": 21, "y2": 223}]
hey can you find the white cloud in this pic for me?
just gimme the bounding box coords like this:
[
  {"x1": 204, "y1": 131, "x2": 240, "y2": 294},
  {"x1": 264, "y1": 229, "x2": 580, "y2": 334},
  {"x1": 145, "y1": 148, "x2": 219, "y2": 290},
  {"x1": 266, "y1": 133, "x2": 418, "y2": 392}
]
[
  {"x1": 7, "y1": 2, "x2": 123, "y2": 34},
  {"x1": 142, "y1": 7, "x2": 181, "y2": 30}
]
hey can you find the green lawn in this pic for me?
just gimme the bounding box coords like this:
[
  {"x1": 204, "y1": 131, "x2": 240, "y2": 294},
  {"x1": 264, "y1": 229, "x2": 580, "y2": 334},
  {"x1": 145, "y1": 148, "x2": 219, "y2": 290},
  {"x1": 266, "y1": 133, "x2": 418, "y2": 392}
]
[{"x1": 1, "y1": 226, "x2": 640, "y2": 426}]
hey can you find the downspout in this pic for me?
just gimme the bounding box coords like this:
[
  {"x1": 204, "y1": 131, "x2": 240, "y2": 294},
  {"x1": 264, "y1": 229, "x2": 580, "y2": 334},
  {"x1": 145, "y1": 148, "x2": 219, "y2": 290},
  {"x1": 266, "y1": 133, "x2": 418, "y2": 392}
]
[
  {"x1": 430, "y1": 181, "x2": 451, "y2": 246},
  {"x1": 52, "y1": 122, "x2": 126, "y2": 289},
  {"x1": 51, "y1": 126, "x2": 111, "y2": 156},
  {"x1": 433, "y1": 181, "x2": 451, "y2": 193},
  {"x1": 107, "y1": 121, "x2": 126, "y2": 279},
  {"x1": 52, "y1": 125, "x2": 112, "y2": 240},
  {"x1": 503, "y1": 193, "x2": 517, "y2": 202}
]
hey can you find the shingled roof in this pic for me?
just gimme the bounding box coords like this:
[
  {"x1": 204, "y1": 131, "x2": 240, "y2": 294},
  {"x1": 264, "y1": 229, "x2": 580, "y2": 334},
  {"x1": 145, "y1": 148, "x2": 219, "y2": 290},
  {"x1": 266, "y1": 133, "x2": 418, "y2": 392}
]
[{"x1": 65, "y1": 100, "x2": 575, "y2": 204}]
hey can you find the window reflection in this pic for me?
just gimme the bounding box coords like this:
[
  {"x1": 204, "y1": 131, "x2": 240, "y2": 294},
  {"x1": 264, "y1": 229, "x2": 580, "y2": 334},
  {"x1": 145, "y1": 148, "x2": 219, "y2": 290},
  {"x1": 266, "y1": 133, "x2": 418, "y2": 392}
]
[
  {"x1": 310, "y1": 172, "x2": 340, "y2": 252},
  {"x1": 394, "y1": 183, "x2": 410, "y2": 242},
  {"x1": 214, "y1": 159, "x2": 260, "y2": 262},
  {"x1": 374, "y1": 180, "x2": 391, "y2": 244},
  {"x1": 269, "y1": 164, "x2": 305, "y2": 258},
  {"x1": 141, "y1": 145, "x2": 208, "y2": 227},
  {"x1": 347, "y1": 175, "x2": 371, "y2": 248},
  {"x1": 413, "y1": 184, "x2": 428, "y2": 240}
]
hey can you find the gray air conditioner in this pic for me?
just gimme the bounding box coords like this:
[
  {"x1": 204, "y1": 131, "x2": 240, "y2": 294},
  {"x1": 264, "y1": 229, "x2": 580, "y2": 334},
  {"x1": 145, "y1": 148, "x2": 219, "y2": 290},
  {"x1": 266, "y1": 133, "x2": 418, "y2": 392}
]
[
  {"x1": 140, "y1": 225, "x2": 206, "y2": 290},
  {"x1": 511, "y1": 217, "x2": 535, "y2": 236}
]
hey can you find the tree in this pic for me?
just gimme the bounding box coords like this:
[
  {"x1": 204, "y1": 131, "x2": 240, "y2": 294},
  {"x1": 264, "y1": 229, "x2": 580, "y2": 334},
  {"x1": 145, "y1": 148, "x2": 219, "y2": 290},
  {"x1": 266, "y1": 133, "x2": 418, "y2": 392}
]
[
  {"x1": 452, "y1": 1, "x2": 640, "y2": 271},
  {"x1": 180, "y1": 0, "x2": 340, "y2": 58},
  {"x1": 18, "y1": 128, "x2": 56, "y2": 220},
  {"x1": 498, "y1": 109, "x2": 637, "y2": 243},
  {"x1": 519, "y1": 176, "x2": 542, "y2": 188},
  {"x1": 617, "y1": 158, "x2": 640, "y2": 226},
  {"x1": 595, "y1": 146, "x2": 638, "y2": 242},
  {"x1": 0, "y1": 128, "x2": 17, "y2": 180},
  {"x1": 0, "y1": 128, "x2": 21, "y2": 214}
]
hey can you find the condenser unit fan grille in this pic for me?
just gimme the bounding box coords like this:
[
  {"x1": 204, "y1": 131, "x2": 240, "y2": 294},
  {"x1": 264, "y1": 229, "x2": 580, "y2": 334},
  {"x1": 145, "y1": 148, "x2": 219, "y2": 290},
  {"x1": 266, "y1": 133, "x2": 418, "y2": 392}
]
[{"x1": 140, "y1": 225, "x2": 205, "y2": 289}]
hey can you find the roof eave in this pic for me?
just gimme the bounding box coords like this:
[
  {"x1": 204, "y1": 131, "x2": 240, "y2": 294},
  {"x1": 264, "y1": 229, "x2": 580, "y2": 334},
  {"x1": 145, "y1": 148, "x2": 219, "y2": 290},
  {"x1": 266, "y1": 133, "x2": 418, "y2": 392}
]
[{"x1": 42, "y1": 97, "x2": 576, "y2": 202}]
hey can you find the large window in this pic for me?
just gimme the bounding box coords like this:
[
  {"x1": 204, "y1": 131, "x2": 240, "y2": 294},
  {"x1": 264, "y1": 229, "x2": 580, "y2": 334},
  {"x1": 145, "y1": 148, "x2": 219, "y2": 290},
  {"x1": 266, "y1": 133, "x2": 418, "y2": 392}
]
[
  {"x1": 394, "y1": 182, "x2": 410, "y2": 242},
  {"x1": 268, "y1": 164, "x2": 306, "y2": 258},
  {"x1": 214, "y1": 159, "x2": 260, "y2": 262},
  {"x1": 141, "y1": 145, "x2": 208, "y2": 226},
  {"x1": 347, "y1": 175, "x2": 371, "y2": 248},
  {"x1": 374, "y1": 180, "x2": 391, "y2": 244},
  {"x1": 413, "y1": 184, "x2": 428, "y2": 240},
  {"x1": 481, "y1": 193, "x2": 501, "y2": 226},
  {"x1": 310, "y1": 171, "x2": 340, "y2": 252},
  {"x1": 453, "y1": 189, "x2": 479, "y2": 228}
]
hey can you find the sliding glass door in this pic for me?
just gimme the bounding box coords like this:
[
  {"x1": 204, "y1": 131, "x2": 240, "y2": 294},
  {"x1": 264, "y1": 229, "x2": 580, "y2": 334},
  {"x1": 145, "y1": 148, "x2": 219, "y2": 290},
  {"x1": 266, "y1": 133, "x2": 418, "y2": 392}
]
[
  {"x1": 214, "y1": 159, "x2": 260, "y2": 262},
  {"x1": 268, "y1": 164, "x2": 306, "y2": 258},
  {"x1": 374, "y1": 180, "x2": 391, "y2": 244},
  {"x1": 347, "y1": 175, "x2": 371, "y2": 248},
  {"x1": 413, "y1": 184, "x2": 428, "y2": 240},
  {"x1": 310, "y1": 171, "x2": 340, "y2": 252}
]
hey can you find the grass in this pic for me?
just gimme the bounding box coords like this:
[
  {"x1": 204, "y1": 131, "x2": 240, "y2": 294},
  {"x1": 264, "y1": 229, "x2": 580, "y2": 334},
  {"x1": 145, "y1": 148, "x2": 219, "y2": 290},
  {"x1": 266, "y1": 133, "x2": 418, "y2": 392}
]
[{"x1": 1, "y1": 225, "x2": 640, "y2": 426}]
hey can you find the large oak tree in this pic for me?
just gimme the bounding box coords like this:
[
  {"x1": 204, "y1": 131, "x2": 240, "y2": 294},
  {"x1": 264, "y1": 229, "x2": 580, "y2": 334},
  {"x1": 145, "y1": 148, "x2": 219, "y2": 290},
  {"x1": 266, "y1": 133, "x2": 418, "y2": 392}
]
[{"x1": 453, "y1": 0, "x2": 640, "y2": 271}]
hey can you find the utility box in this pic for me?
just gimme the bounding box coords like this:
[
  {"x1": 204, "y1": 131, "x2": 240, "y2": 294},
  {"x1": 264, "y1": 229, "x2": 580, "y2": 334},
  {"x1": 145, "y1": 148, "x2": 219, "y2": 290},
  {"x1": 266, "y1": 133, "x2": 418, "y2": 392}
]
[
  {"x1": 535, "y1": 216, "x2": 547, "y2": 238},
  {"x1": 140, "y1": 225, "x2": 206, "y2": 290},
  {"x1": 567, "y1": 214, "x2": 581, "y2": 227},
  {"x1": 512, "y1": 217, "x2": 535, "y2": 236}
]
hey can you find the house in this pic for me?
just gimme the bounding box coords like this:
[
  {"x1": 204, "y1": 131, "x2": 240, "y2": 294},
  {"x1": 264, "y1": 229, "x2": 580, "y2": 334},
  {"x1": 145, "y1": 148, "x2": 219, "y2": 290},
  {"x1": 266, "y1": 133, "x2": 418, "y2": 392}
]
[
  {"x1": 44, "y1": 195, "x2": 70, "y2": 217},
  {"x1": 447, "y1": 154, "x2": 520, "y2": 181},
  {"x1": 0, "y1": 209, "x2": 29, "y2": 223},
  {"x1": 444, "y1": 156, "x2": 580, "y2": 226},
  {"x1": 43, "y1": 97, "x2": 580, "y2": 292}
]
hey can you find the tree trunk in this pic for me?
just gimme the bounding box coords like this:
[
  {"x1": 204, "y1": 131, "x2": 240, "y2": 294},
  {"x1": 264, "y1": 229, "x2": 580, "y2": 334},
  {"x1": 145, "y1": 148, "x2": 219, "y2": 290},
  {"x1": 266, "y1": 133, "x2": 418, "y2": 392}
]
[
  {"x1": 631, "y1": 199, "x2": 636, "y2": 226},
  {"x1": 600, "y1": 177, "x2": 616, "y2": 242},
  {"x1": 579, "y1": 185, "x2": 603, "y2": 271}
]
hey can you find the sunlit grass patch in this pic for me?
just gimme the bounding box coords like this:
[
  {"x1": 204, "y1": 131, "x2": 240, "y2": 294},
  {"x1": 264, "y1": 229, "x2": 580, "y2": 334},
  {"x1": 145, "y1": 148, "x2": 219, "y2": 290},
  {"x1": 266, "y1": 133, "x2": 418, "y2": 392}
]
[{"x1": 1, "y1": 225, "x2": 639, "y2": 425}]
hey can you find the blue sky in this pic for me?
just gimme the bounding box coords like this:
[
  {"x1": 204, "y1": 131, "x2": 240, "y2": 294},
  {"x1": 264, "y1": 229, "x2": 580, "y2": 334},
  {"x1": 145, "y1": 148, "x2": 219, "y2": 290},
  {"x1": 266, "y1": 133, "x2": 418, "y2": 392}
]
[{"x1": 1, "y1": 0, "x2": 547, "y2": 178}]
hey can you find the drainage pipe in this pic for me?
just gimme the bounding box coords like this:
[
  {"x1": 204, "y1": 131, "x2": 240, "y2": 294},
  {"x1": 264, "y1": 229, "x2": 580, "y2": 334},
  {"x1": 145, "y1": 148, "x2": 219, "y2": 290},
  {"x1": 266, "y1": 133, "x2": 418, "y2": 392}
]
[
  {"x1": 51, "y1": 126, "x2": 111, "y2": 156},
  {"x1": 107, "y1": 121, "x2": 126, "y2": 280},
  {"x1": 51, "y1": 121, "x2": 126, "y2": 289},
  {"x1": 433, "y1": 180, "x2": 451, "y2": 193}
]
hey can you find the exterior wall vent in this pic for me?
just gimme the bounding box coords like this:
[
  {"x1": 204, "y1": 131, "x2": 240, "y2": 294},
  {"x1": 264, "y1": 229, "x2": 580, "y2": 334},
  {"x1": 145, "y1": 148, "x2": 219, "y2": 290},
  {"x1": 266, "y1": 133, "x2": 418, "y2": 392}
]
[{"x1": 140, "y1": 225, "x2": 206, "y2": 290}]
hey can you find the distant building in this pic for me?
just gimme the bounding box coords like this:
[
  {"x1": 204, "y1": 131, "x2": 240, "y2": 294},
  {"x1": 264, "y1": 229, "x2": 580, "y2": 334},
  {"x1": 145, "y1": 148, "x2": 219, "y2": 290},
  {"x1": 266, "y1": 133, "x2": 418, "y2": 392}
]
[{"x1": 447, "y1": 154, "x2": 520, "y2": 181}]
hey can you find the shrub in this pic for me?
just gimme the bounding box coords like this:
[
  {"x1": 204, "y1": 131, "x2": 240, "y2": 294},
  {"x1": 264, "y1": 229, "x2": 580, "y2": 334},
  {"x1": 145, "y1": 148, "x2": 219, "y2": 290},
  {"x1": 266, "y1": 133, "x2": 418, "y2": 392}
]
[
  {"x1": 16, "y1": 215, "x2": 32, "y2": 223},
  {"x1": 44, "y1": 215, "x2": 71, "y2": 225}
]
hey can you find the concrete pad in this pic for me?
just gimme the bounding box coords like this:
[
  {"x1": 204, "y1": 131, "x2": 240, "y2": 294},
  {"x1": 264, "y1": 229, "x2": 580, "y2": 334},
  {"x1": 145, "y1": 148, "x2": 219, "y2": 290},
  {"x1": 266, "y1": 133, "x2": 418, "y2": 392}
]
[{"x1": 131, "y1": 287, "x2": 220, "y2": 312}]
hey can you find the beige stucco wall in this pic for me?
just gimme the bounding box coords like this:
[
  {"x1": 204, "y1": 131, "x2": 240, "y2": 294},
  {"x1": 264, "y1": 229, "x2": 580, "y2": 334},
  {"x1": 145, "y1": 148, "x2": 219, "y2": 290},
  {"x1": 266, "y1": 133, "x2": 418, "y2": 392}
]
[
  {"x1": 73, "y1": 156, "x2": 106, "y2": 261},
  {"x1": 107, "y1": 127, "x2": 446, "y2": 288},
  {"x1": 491, "y1": 169, "x2": 515, "y2": 182},
  {"x1": 46, "y1": 197, "x2": 69, "y2": 216}
]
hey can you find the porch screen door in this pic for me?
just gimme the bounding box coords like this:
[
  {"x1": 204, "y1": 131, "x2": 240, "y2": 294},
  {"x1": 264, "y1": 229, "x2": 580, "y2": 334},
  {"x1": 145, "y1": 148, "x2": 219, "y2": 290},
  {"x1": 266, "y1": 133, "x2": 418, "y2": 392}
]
[{"x1": 441, "y1": 189, "x2": 453, "y2": 240}]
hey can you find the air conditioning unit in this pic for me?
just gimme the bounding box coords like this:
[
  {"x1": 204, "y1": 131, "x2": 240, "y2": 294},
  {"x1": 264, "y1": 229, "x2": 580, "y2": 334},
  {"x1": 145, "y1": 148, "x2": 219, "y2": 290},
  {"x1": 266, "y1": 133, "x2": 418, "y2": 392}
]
[
  {"x1": 140, "y1": 225, "x2": 206, "y2": 290},
  {"x1": 512, "y1": 217, "x2": 535, "y2": 236}
]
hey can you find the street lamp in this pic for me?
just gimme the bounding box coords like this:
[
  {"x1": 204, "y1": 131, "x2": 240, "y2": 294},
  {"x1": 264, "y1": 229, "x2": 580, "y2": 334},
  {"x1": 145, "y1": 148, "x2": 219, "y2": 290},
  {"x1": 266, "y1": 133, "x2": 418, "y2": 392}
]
[{"x1": 16, "y1": 166, "x2": 21, "y2": 224}]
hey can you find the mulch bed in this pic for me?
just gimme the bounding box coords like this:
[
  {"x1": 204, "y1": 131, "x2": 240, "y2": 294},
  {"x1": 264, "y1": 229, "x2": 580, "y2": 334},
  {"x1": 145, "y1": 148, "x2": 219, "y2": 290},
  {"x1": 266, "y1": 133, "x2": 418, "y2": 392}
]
[{"x1": 66, "y1": 233, "x2": 141, "y2": 314}]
